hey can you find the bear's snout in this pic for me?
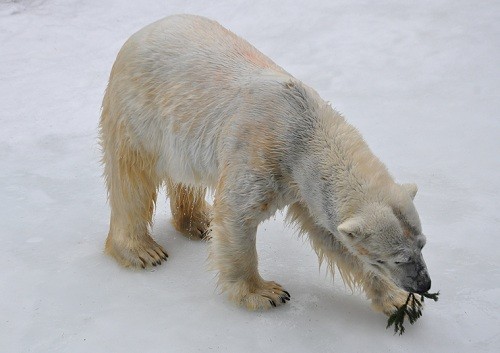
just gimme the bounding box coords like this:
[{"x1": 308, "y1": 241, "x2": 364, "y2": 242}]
[
  {"x1": 400, "y1": 257, "x2": 432, "y2": 294},
  {"x1": 414, "y1": 275, "x2": 431, "y2": 294}
]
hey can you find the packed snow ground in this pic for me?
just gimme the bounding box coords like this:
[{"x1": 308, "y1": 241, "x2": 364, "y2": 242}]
[{"x1": 1, "y1": 0, "x2": 499, "y2": 352}]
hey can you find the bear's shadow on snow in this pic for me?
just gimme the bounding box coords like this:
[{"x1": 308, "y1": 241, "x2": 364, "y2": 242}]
[
  {"x1": 151, "y1": 218, "x2": 208, "y2": 259},
  {"x1": 291, "y1": 286, "x2": 427, "y2": 336},
  {"x1": 150, "y1": 217, "x2": 398, "y2": 334}
]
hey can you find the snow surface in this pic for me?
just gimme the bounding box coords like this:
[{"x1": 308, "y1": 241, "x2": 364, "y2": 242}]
[{"x1": 1, "y1": 0, "x2": 499, "y2": 352}]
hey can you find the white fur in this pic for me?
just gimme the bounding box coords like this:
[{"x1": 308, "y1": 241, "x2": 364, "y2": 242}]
[{"x1": 100, "y1": 14, "x2": 431, "y2": 313}]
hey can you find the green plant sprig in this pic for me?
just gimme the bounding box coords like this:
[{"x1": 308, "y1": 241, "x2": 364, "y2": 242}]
[{"x1": 386, "y1": 291, "x2": 440, "y2": 335}]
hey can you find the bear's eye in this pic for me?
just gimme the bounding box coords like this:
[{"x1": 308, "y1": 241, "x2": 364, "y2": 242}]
[
  {"x1": 394, "y1": 258, "x2": 410, "y2": 265},
  {"x1": 395, "y1": 258, "x2": 414, "y2": 265},
  {"x1": 376, "y1": 260, "x2": 385, "y2": 264}
]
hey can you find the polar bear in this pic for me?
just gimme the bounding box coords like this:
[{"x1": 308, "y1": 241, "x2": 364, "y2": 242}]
[{"x1": 99, "y1": 14, "x2": 431, "y2": 313}]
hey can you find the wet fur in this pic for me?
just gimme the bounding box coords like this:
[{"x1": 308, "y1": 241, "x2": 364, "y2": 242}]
[{"x1": 100, "y1": 14, "x2": 426, "y2": 313}]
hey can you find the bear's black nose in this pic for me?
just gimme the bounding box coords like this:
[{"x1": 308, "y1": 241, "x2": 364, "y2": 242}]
[{"x1": 414, "y1": 278, "x2": 431, "y2": 294}]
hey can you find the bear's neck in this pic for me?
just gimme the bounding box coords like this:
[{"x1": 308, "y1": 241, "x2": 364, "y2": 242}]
[{"x1": 291, "y1": 105, "x2": 395, "y2": 233}]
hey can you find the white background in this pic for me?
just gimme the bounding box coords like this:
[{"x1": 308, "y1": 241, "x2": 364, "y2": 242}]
[{"x1": 1, "y1": 0, "x2": 499, "y2": 352}]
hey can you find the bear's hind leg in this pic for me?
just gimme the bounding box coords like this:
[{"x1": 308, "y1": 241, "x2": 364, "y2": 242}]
[
  {"x1": 102, "y1": 141, "x2": 168, "y2": 268},
  {"x1": 166, "y1": 179, "x2": 211, "y2": 240}
]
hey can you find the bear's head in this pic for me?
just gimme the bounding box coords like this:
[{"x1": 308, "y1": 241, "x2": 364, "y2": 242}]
[{"x1": 336, "y1": 183, "x2": 432, "y2": 294}]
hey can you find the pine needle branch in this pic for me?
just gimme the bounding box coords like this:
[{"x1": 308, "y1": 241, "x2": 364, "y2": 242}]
[{"x1": 386, "y1": 291, "x2": 440, "y2": 335}]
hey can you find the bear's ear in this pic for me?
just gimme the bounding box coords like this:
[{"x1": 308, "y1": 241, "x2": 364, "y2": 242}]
[
  {"x1": 402, "y1": 183, "x2": 418, "y2": 200},
  {"x1": 337, "y1": 217, "x2": 364, "y2": 239}
]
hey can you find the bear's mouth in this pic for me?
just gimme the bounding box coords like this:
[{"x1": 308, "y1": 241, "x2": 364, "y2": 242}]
[
  {"x1": 401, "y1": 275, "x2": 432, "y2": 294},
  {"x1": 387, "y1": 264, "x2": 432, "y2": 294}
]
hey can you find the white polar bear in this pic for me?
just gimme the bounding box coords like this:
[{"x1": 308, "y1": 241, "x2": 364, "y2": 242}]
[{"x1": 99, "y1": 14, "x2": 431, "y2": 313}]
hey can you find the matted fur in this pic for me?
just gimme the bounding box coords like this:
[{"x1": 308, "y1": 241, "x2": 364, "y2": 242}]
[
  {"x1": 166, "y1": 178, "x2": 211, "y2": 239},
  {"x1": 99, "y1": 14, "x2": 431, "y2": 314}
]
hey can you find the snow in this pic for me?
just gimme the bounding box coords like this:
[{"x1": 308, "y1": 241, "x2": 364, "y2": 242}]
[{"x1": 1, "y1": 0, "x2": 499, "y2": 352}]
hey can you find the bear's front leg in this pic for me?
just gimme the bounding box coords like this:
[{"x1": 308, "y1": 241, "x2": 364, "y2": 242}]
[
  {"x1": 288, "y1": 202, "x2": 409, "y2": 316},
  {"x1": 364, "y1": 275, "x2": 412, "y2": 316},
  {"x1": 209, "y1": 172, "x2": 290, "y2": 310}
]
